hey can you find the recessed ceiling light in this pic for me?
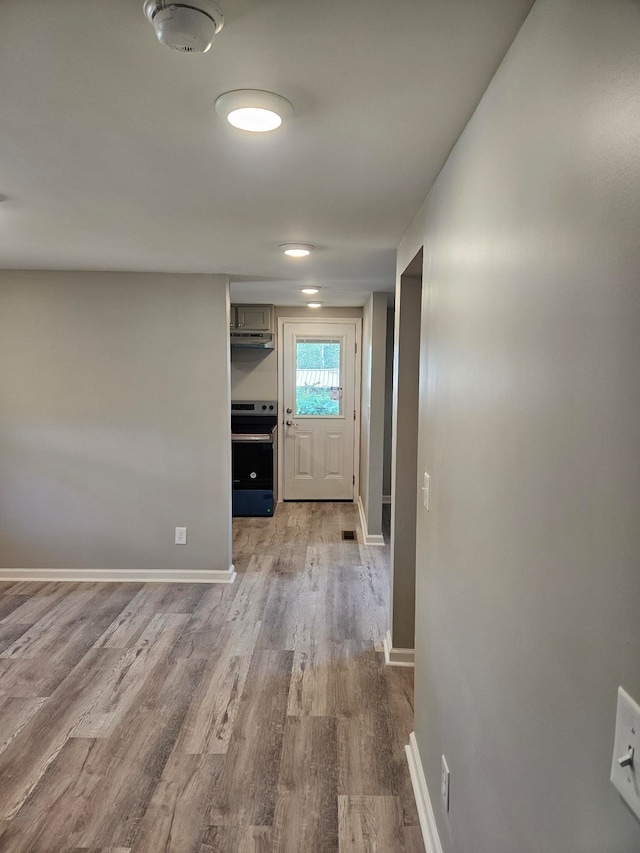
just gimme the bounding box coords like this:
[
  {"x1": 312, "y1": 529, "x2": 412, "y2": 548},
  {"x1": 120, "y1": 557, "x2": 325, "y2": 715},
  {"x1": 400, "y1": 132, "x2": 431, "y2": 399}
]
[
  {"x1": 280, "y1": 243, "x2": 315, "y2": 258},
  {"x1": 301, "y1": 287, "x2": 319, "y2": 295},
  {"x1": 307, "y1": 302, "x2": 323, "y2": 308},
  {"x1": 215, "y1": 90, "x2": 293, "y2": 132}
]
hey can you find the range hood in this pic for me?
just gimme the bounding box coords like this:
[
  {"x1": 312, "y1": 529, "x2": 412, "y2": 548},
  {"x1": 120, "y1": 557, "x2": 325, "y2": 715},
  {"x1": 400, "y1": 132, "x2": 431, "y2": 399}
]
[{"x1": 230, "y1": 330, "x2": 275, "y2": 349}]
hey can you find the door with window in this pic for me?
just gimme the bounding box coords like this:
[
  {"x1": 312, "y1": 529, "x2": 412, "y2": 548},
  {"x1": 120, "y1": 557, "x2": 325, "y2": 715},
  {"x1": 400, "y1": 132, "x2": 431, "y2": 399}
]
[{"x1": 282, "y1": 322, "x2": 358, "y2": 500}]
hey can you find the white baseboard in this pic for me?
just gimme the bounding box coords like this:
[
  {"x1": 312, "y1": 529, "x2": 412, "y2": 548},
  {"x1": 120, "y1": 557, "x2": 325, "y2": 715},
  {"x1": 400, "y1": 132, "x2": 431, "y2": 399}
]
[
  {"x1": 405, "y1": 731, "x2": 444, "y2": 853},
  {"x1": 382, "y1": 494, "x2": 392, "y2": 505},
  {"x1": 383, "y1": 629, "x2": 415, "y2": 667},
  {"x1": 357, "y1": 495, "x2": 385, "y2": 546},
  {"x1": 0, "y1": 565, "x2": 237, "y2": 584}
]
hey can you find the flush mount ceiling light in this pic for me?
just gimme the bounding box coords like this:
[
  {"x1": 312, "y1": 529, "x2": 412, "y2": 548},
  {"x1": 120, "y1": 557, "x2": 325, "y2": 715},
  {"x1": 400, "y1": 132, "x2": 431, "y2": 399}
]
[
  {"x1": 280, "y1": 243, "x2": 315, "y2": 258},
  {"x1": 307, "y1": 302, "x2": 323, "y2": 308},
  {"x1": 215, "y1": 90, "x2": 293, "y2": 132},
  {"x1": 143, "y1": 1, "x2": 224, "y2": 53},
  {"x1": 301, "y1": 287, "x2": 319, "y2": 295}
]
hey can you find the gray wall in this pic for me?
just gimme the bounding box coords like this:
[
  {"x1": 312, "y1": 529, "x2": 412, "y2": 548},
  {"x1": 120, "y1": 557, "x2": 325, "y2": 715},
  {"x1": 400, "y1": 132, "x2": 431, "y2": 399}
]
[
  {"x1": 0, "y1": 271, "x2": 232, "y2": 576},
  {"x1": 359, "y1": 292, "x2": 388, "y2": 536},
  {"x1": 399, "y1": 1, "x2": 640, "y2": 850},
  {"x1": 275, "y1": 306, "x2": 364, "y2": 320},
  {"x1": 230, "y1": 348, "x2": 278, "y2": 401}
]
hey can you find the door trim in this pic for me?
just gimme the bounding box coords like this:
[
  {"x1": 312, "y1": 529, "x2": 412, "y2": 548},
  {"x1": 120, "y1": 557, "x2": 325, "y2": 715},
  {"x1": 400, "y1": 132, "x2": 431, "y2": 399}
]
[{"x1": 277, "y1": 317, "x2": 362, "y2": 503}]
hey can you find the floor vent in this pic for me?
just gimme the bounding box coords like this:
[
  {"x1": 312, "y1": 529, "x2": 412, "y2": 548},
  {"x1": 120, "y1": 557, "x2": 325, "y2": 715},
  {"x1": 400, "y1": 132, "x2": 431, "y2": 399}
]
[{"x1": 342, "y1": 530, "x2": 357, "y2": 541}]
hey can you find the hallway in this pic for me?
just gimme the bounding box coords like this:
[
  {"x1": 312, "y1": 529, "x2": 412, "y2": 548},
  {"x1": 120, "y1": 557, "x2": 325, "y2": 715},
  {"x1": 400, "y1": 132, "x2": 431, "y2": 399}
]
[{"x1": 0, "y1": 502, "x2": 423, "y2": 852}]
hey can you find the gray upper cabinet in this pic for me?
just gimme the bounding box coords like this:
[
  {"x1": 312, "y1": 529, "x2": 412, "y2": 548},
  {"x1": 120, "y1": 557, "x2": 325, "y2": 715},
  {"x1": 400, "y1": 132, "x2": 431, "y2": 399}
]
[{"x1": 231, "y1": 304, "x2": 274, "y2": 331}]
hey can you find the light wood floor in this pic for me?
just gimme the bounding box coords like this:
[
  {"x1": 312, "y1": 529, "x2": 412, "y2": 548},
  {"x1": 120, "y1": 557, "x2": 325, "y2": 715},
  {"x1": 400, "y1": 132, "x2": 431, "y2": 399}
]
[{"x1": 0, "y1": 502, "x2": 424, "y2": 852}]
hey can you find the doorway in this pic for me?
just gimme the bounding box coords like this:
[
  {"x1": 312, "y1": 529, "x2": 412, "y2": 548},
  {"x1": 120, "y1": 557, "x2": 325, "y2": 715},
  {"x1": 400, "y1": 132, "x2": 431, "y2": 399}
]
[
  {"x1": 279, "y1": 319, "x2": 361, "y2": 501},
  {"x1": 387, "y1": 248, "x2": 423, "y2": 663}
]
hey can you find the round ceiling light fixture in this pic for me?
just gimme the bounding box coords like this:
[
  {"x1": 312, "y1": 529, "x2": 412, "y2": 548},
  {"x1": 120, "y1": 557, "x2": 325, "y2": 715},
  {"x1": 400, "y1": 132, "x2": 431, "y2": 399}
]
[
  {"x1": 215, "y1": 90, "x2": 293, "y2": 132},
  {"x1": 307, "y1": 302, "x2": 323, "y2": 308},
  {"x1": 280, "y1": 243, "x2": 315, "y2": 258},
  {"x1": 143, "y1": 1, "x2": 224, "y2": 53},
  {"x1": 301, "y1": 287, "x2": 319, "y2": 294}
]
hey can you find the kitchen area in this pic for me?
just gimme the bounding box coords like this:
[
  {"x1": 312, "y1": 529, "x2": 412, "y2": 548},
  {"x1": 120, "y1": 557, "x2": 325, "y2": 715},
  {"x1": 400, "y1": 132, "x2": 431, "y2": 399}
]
[{"x1": 229, "y1": 301, "x2": 367, "y2": 517}]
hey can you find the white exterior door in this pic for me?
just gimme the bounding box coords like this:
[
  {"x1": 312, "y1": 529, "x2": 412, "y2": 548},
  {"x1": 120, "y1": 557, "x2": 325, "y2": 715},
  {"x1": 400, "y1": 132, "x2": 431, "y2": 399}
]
[{"x1": 282, "y1": 322, "x2": 358, "y2": 501}]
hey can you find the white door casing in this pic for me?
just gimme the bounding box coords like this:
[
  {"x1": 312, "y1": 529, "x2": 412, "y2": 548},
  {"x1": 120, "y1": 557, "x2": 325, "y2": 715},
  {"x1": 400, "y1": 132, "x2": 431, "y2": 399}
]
[{"x1": 279, "y1": 320, "x2": 360, "y2": 501}]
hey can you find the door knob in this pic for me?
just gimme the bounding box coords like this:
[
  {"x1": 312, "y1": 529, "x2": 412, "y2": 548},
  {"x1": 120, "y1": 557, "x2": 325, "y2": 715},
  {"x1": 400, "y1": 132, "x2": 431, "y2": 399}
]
[
  {"x1": 286, "y1": 419, "x2": 299, "y2": 427},
  {"x1": 286, "y1": 407, "x2": 293, "y2": 414}
]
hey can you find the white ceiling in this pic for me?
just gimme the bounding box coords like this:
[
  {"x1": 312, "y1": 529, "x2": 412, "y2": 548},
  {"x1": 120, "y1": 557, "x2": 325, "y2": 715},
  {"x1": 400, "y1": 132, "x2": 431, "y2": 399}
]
[{"x1": 0, "y1": 0, "x2": 533, "y2": 306}]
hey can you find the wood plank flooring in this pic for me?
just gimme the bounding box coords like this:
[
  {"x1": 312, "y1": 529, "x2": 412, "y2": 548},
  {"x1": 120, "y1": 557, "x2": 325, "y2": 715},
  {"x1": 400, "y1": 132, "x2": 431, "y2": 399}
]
[{"x1": 0, "y1": 502, "x2": 423, "y2": 852}]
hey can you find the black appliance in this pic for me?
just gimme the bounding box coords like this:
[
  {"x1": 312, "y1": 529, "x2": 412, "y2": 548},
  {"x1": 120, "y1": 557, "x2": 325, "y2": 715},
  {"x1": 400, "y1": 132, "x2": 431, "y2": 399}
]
[{"x1": 231, "y1": 400, "x2": 278, "y2": 517}]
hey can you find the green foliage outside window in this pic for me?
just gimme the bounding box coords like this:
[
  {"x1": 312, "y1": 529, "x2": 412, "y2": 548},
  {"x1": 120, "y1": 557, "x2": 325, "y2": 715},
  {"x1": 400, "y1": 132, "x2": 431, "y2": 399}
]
[{"x1": 296, "y1": 385, "x2": 339, "y2": 415}]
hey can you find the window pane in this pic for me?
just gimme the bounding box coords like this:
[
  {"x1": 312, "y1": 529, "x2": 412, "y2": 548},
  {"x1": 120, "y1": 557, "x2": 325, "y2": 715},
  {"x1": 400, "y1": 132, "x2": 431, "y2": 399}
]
[{"x1": 295, "y1": 340, "x2": 342, "y2": 416}]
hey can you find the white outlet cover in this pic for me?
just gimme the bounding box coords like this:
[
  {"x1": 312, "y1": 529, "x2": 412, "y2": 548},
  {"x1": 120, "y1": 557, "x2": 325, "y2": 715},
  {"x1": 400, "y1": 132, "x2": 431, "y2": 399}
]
[
  {"x1": 175, "y1": 526, "x2": 187, "y2": 545},
  {"x1": 610, "y1": 686, "x2": 640, "y2": 821}
]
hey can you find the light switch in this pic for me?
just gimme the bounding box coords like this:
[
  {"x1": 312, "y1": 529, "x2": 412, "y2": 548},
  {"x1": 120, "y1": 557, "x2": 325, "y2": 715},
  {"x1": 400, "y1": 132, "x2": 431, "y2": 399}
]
[
  {"x1": 441, "y1": 754, "x2": 450, "y2": 812},
  {"x1": 422, "y1": 473, "x2": 430, "y2": 511},
  {"x1": 611, "y1": 686, "x2": 640, "y2": 821}
]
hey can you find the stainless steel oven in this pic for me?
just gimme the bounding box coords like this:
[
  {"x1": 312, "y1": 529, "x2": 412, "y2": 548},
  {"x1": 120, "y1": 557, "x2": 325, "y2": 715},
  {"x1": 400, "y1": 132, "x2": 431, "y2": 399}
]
[{"x1": 231, "y1": 400, "x2": 278, "y2": 517}]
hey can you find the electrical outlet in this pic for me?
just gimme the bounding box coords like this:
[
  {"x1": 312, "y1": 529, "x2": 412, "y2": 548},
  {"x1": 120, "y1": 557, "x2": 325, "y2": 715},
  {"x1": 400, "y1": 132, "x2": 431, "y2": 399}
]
[
  {"x1": 423, "y1": 472, "x2": 431, "y2": 511},
  {"x1": 441, "y1": 755, "x2": 450, "y2": 812},
  {"x1": 175, "y1": 526, "x2": 187, "y2": 545}
]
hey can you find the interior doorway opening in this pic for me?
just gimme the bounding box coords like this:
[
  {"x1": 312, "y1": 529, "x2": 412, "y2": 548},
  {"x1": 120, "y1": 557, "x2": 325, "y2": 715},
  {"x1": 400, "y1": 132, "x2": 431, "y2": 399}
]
[
  {"x1": 382, "y1": 304, "x2": 395, "y2": 540},
  {"x1": 386, "y1": 248, "x2": 423, "y2": 664}
]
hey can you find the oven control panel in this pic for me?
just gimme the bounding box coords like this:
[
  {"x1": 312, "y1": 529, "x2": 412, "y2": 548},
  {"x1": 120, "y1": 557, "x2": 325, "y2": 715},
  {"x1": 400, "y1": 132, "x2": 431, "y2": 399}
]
[{"x1": 231, "y1": 400, "x2": 277, "y2": 415}]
